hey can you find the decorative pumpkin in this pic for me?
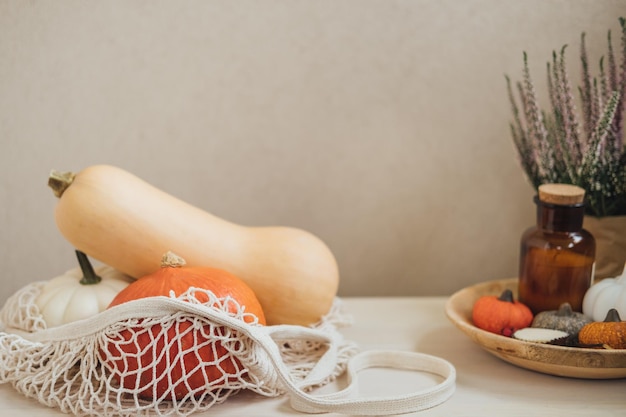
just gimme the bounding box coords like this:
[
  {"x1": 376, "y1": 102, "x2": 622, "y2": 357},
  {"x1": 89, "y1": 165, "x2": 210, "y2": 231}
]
[
  {"x1": 578, "y1": 309, "x2": 626, "y2": 349},
  {"x1": 48, "y1": 165, "x2": 338, "y2": 326},
  {"x1": 35, "y1": 250, "x2": 132, "y2": 327},
  {"x1": 472, "y1": 289, "x2": 534, "y2": 336},
  {"x1": 104, "y1": 252, "x2": 266, "y2": 400},
  {"x1": 531, "y1": 303, "x2": 592, "y2": 335},
  {"x1": 582, "y1": 264, "x2": 626, "y2": 321}
]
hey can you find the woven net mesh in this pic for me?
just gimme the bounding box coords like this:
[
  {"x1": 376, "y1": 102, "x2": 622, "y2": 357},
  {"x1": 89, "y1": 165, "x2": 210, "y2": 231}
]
[{"x1": 0, "y1": 282, "x2": 357, "y2": 416}]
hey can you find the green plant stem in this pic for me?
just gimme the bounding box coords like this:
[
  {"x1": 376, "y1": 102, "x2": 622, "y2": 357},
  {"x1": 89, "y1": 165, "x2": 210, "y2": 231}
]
[{"x1": 76, "y1": 250, "x2": 102, "y2": 285}]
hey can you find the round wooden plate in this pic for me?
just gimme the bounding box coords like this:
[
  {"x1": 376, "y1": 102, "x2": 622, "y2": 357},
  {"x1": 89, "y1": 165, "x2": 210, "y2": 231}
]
[{"x1": 445, "y1": 278, "x2": 626, "y2": 379}]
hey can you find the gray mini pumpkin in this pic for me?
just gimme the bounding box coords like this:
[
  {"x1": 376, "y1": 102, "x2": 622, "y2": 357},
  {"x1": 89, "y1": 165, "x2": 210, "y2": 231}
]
[{"x1": 531, "y1": 303, "x2": 593, "y2": 335}]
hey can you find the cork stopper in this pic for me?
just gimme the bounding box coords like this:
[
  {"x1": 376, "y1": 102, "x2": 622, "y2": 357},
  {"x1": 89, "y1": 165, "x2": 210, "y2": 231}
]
[{"x1": 538, "y1": 183, "x2": 585, "y2": 205}]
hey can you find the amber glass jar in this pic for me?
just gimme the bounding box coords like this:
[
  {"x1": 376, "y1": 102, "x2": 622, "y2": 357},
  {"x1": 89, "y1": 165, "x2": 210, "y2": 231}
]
[{"x1": 518, "y1": 184, "x2": 595, "y2": 314}]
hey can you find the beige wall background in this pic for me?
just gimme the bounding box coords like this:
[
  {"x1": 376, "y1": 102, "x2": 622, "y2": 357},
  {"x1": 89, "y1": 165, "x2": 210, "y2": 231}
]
[{"x1": 1, "y1": 0, "x2": 624, "y2": 305}]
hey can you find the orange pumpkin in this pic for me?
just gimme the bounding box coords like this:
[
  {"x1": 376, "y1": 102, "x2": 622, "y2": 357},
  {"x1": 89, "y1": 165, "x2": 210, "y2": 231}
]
[
  {"x1": 578, "y1": 309, "x2": 626, "y2": 349},
  {"x1": 472, "y1": 289, "x2": 533, "y2": 336},
  {"x1": 103, "y1": 252, "x2": 266, "y2": 400}
]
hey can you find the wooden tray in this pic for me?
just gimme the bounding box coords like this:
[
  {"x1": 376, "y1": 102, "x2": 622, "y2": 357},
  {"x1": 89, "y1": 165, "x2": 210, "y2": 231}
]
[{"x1": 445, "y1": 278, "x2": 626, "y2": 379}]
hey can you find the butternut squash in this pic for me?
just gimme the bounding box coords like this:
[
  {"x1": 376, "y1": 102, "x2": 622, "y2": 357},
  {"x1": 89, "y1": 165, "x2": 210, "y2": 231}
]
[{"x1": 48, "y1": 165, "x2": 339, "y2": 325}]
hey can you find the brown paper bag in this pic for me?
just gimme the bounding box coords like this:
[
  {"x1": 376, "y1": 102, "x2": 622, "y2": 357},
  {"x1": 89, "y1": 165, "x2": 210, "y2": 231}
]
[{"x1": 584, "y1": 215, "x2": 626, "y2": 280}]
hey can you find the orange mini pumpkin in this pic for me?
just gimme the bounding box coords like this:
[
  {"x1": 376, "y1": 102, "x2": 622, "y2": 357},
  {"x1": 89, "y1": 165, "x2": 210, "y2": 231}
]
[
  {"x1": 578, "y1": 309, "x2": 626, "y2": 349},
  {"x1": 472, "y1": 289, "x2": 533, "y2": 337},
  {"x1": 103, "y1": 252, "x2": 266, "y2": 400}
]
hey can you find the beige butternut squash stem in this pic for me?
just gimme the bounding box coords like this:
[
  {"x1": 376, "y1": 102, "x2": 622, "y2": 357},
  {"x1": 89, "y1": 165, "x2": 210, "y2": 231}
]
[
  {"x1": 76, "y1": 250, "x2": 102, "y2": 285},
  {"x1": 48, "y1": 170, "x2": 76, "y2": 198}
]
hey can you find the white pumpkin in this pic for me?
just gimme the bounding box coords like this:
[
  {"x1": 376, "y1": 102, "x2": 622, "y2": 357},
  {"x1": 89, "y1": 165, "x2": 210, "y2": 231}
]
[
  {"x1": 582, "y1": 264, "x2": 626, "y2": 322},
  {"x1": 35, "y1": 251, "x2": 133, "y2": 327}
]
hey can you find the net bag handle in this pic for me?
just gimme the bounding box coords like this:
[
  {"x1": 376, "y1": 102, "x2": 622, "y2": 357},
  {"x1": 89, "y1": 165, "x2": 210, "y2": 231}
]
[
  {"x1": 288, "y1": 350, "x2": 455, "y2": 415},
  {"x1": 11, "y1": 296, "x2": 456, "y2": 415},
  {"x1": 265, "y1": 325, "x2": 456, "y2": 415}
]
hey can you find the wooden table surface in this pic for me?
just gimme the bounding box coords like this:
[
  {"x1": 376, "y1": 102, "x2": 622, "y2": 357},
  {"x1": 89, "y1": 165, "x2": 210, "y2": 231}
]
[{"x1": 1, "y1": 296, "x2": 624, "y2": 416}]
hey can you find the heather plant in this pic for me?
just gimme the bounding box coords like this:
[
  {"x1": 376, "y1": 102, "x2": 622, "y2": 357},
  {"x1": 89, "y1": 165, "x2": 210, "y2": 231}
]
[{"x1": 506, "y1": 17, "x2": 626, "y2": 217}]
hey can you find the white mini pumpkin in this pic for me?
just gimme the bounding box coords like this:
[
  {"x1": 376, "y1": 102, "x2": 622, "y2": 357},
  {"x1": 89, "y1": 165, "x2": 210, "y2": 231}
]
[
  {"x1": 582, "y1": 264, "x2": 626, "y2": 322},
  {"x1": 35, "y1": 251, "x2": 133, "y2": 327}
]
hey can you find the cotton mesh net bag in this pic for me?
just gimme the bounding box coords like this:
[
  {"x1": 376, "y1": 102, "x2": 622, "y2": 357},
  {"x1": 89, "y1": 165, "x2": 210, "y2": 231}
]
[{"x1": 0, "y1": 280, "x2": 456, "y2": 416}]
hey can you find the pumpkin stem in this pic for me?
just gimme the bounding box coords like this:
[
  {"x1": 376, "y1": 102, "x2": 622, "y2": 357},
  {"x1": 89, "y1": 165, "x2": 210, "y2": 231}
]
[
  {"x1": 498, "y1": 289, "x2": 515, "y2": 303},
  {"x1": 48, "y1": 170, "x2": 76, "y2": 198},
  {"x1": 76, "y1": 250, "x2": 102, "y2": 285},
  {"x1": 161, "y1": 251, "x2": 187, "y2": 268},
  {"x1": 604, "y1": 308, "x2": 622, "y2": 322},
  {"x1": 557, "y1": 303, "x2": 574, "y2": 316}
]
